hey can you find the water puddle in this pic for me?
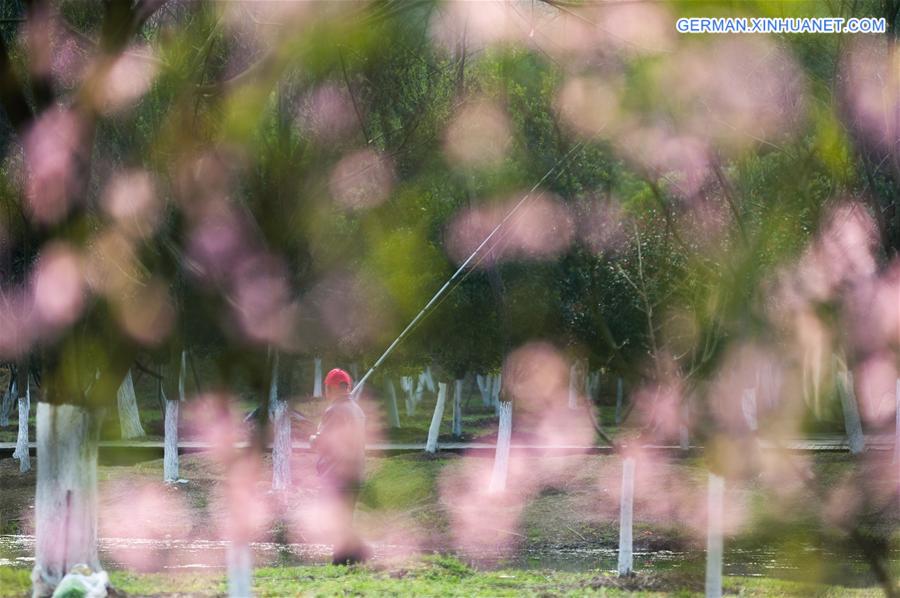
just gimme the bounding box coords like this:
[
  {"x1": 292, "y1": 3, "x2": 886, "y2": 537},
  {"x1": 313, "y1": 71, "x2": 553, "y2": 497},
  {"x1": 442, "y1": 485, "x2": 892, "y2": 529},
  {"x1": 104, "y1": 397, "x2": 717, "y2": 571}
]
[{"x1": 0, "y1": 534, "x2": 892, "y2": 586}]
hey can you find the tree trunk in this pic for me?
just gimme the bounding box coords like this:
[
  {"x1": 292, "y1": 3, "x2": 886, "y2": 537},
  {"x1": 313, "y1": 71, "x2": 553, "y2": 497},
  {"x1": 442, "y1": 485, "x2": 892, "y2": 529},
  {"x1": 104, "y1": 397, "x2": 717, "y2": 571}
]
[
  {"x1": 488, "y1": 400, "x2": 512, "y2": 493},
  {"x1": 680, "y1": 402, "x2": 690, "y2": 451},
  {"x1": 491, "y1": 374, "x2": 502, "y2": 416},
  {"x1": 414, "y1": 375, "x2": 425, "y2": 407},
  {"x1": 386, "y1": 380, "x2": 401, "y2": 428},
  {"x1": 617, "y1": 457, "x2": 635, "y2": 576},
  {"x1": 425, "y1": 382, "x2": 447, "y2": 453},
  {"x1": 568, "y1": 364, "x2": 579, "y2": 410},
  {"x1": 423, "y1": 367, "x2": 436, "y2": 393},
  {"x1": 451, "y1": 379, "x2": 463, "y2": 438},
  {"x1": 313, "y1": 357, "x2": 323, "y2": 398},
  {"x1": 163, "y1": 398, "x2": 180, "y2": 482},
  {"x1": 836, "y1": 365, "x2": 865, "y2": 454},
  {"x1": 614, "y1": 377, "x2": 624, "y2": 425},
  {"x1": 270, "y1": 353, "x2": 291, "y2": 492},
  {"x1": 401, "y1": 376, "x2": 415, "y2": 416},
  {"x1": 226, "y1": 540, "x2": 252, "y2": 598},
  {"x1": 271, "y1": 399, "x2": 291, "y2": 492},
  {"x1": 705, "y1": 472, "x2": 724, "y2": 598},
  {"x1": 0, "y1": 378, "x2": 14, "y2": 428},
  {"x1": 13, "y1": 377, "x2": 30, "y2": 473},
  {"x1": 31, "y1": 403, "x2": 103, "y2": 598},
  {"x1": 741, "y1": 388, "x2": 758, "y2": 432},
  {"x1": 116, "y1": 370, "x2": 144, "y2": 439},
  {"x1": 477, "y1": 374, "x2": 491, "y2": 407}
]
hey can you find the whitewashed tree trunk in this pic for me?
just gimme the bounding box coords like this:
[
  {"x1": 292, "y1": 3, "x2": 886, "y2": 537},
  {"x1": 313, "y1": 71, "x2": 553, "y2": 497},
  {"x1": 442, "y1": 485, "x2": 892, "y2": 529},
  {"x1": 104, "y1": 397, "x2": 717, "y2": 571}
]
[
  {"x1": 617, "y1": 457, "x2": 635, "y2": 576},
  {"x1": 313, "y1": 357, "x2": 323, "y2": 398},
  {"x1": 401, "y1": 376, "x2": 415, "y2": 416},
  {"x1": 423, "y1": 366, "x2": 436, "y2": 393},
  {"x1": 31, "y1": 403, "x2": 103, "y2": 598},
  {"x1": 425, "y1": 382, "x2": 447, "y2": 453},
  {"x1": 116, "y1": 370, "x2": 144, "y2": 439},
  {"x1": 894, "y1": 379, "x2": 900, "y2": 465},
  {"x1": 13, "y1": 377, "x2": 30, "y2": 473},
  {"x1": 271, "y1": 399, "x2": 291, "y2": 492},
  {"x1": 0, "y1": 379, "x2": 14, "y2": 427},
  {"x1": 679, "y1": 402, "x2": 690, "y2": 451},
  {"x1": 491, "y1": 374, "x2": 502, "y2": 416},
  {"x1": 836, "y1": 368, "x2": 865, "y2": 454},
  {"x1": 477, "y1": 374, "x2": 491, "y2": 407},
  {"x1": 414, "y1": 375, "x2": 425, "y2": 407},
  {"x1": 591, "y1": 371, "x2": 600, "y2": 400},
  {"x1": 163, "y1": 398, "x2": 180, "y2": 483},
  {"x1": 451, "y1": 379, "x2": 463, "y2": 438},
  {"x1": 226, "y1": 540, "x2": 252, "y2": 598},
  {"x1": 489, "y1": 400, "x2": 513, "y2": 493},
  {"x1": 386, "y1": 380, "x2": 401, "y2": 428},
  {"x1": 269, "y1": 354, "x2": 291, "y2": 492},
  {"x1": 568, "y1": 365, "x2": 578, "y2": 410},
  {"x1": 615, "y1": 377, "x2": 624, "y2": 425},
  {"x1": 178, "y1": 350, "x2": 187, "y2": 401},
  {"x1": 705, "y1": 472, "x2": 724, "y2": 598},
  {"x1": 741, "y1": 388, "x2": 758, "y2": 432}
]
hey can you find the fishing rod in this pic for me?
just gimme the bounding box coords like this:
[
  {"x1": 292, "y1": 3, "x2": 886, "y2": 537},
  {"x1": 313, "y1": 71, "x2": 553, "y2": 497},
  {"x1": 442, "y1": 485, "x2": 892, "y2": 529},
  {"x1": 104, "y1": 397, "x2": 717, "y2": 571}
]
[{"x1": 351, "y1": 141, "x2": 588, "y2": 397}]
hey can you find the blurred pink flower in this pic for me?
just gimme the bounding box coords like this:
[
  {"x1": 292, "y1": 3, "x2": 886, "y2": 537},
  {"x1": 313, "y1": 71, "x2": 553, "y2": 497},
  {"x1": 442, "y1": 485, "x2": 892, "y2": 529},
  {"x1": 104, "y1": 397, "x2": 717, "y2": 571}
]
[
  {"x1": 446, "y1": 193, "x2": 574, "y2": 266},
  {"x1": 23, "y1": 108, "x2": 84, "y2": 224},
  {"x1": 577, "y1": 198, "x2": 628, "y2": 255},
  {"x1": 842, "y1": 38, "x2": 900, "y2": 155},
  {"x1": 100, "y1": 482, "x2": 193, "y2": 571},
  {"x1": 657, "y1": 38, "x2": 805, "y2": 151},
  {"x1": 329, "y1": 149, "x2": 394, "y2": 210},
  {"x1": 297, "y1": 83, "x2": 357, "y2": 143},
  {"x1": 229, "y1": 252, "x2": 297, "y2": 349},
  {"x1": 556, "y1": 76, "x2": 622, "y2": 138},
  {"x1": 32, "y1": 243, "x2": 84, "y2": 331},
  {"x1": 102, "y1": 169, "x2": 162, "y2": 238},
  {"x1": 97, "y1": 47, "x2": 158, "y2": 114},
  {"x1": 444, "y1": 99, "x2": 512, "y2": 170}
]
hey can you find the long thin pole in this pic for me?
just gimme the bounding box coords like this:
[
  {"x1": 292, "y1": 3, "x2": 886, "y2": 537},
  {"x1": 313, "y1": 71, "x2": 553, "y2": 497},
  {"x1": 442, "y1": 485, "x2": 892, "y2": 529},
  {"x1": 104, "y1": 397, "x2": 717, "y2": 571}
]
[{"x1": 352, "y1": 142, "x2": 586, "y2": 396}]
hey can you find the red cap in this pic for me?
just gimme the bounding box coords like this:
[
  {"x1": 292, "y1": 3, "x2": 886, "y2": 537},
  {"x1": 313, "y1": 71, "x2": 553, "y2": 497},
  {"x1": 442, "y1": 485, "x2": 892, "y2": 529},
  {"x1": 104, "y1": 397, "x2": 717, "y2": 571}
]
[{"x1": 324, "y1": 368, "x2": 352, "y2": 389}]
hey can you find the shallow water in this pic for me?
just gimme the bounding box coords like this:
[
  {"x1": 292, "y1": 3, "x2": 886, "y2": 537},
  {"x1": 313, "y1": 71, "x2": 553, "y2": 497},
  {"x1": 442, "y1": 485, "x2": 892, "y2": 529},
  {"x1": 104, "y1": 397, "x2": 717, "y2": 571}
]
[{"x1": 0, "y1": 534, "x2": 890, "y2": 587}]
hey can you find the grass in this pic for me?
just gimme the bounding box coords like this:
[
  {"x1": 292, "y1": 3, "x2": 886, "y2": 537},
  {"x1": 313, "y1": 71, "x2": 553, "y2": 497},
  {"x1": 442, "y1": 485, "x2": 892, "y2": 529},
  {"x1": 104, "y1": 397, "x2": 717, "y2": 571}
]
[{"x1": 0, "y1": 558, "x2": 887, "y2": 597}]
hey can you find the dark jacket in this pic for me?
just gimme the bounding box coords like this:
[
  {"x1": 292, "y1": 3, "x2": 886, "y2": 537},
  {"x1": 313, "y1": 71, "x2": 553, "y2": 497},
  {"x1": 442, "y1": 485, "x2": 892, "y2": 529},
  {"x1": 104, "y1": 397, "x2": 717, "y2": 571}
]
[{"x1": 312, "y1": 397, "x2": 366, "y2": 484}]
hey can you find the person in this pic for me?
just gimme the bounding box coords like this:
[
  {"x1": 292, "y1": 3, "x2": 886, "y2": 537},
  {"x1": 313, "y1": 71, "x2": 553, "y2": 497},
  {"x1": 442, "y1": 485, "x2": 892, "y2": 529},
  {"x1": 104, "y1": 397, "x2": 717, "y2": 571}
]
[{"x1": 309, "y1": 368, "x2": 368, "y2": 565}]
